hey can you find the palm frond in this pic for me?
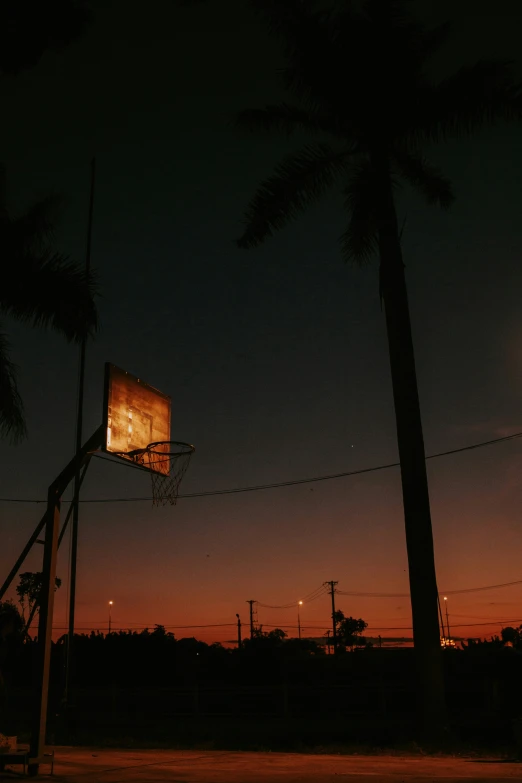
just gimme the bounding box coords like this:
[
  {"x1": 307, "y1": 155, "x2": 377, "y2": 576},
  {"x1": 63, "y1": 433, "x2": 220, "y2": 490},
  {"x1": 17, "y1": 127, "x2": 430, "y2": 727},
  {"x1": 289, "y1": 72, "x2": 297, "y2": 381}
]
[
  {"x1": 363, "y1": 0, "x2": 414, "y2": 25},
  {"x1": 249, "y1": 1, "x2": 326, "y2": 51},
  {"x1": 360, "y1": 2, "x2": 451, "y2": 85},
  {"x1": 253, "y1": 1, "x2": 343, "y2": 114},
  {"x1": 0, "y1": 251, "x2": 98, "y2": 342},
  {"x1": 0, "y1": 329, "x2": 26, "y2": 443},
  {"x1": 9, "y1": 194, "x2": 64, "y2": 249},
  {"x1": 237, "y1": 143, "x2": 352, "y2": 248},
  {"x1": 413, "y1": 60, "x2": 522, "y2": 143},
  {"x1": 417, "y1": 20, "x2": 452, "y2": 64},
  {"x1": 361, "y1": 0, "x2": 422, "y2": 53},
  {"x1": 339, "y1": 161, "x2": 379, "y2": 265},
  {"x1": 393, "y1": 149, "x2": 454, "y2": 209},
  {"x1": 236, "y1": 103, "x2": 340, "y2": 138}
]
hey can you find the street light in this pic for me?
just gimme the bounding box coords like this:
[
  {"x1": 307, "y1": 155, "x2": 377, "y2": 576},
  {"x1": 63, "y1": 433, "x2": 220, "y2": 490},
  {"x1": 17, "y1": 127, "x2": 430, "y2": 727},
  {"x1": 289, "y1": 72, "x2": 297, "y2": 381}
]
[
  {"x1": 108, "y1": 601, "x2": 113, "y2": 635},
  {"x1": 298, "y1": 601, "x2": 303, "y2": 640},
  {"x1": 443, "y1": 597, "x2": 450, "y2": 644}
]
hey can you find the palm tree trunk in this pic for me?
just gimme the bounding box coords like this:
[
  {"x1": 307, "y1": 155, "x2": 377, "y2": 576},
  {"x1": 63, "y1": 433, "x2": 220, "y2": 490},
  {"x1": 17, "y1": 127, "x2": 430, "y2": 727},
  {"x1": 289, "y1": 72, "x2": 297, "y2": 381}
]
[{"x1": 373, "y1": 154, "x2": 446, "y2": 740}]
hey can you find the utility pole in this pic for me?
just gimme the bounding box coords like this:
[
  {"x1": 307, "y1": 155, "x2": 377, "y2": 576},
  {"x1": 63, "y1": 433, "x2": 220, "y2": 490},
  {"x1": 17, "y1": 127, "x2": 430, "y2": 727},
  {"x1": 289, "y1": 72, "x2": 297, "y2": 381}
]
[
  {"x1": 236, "y1": 613, "x2": 242, "y2": 648},
  {"x1": 437, "y1": 595, "x2": 446, "y2": 643},
  {"x1": 246, "y1": 600, "x2": 256, "y2": 639},
  {"x1": 444, "y1": 597, "x2": 451, "y2": 644},
  {"x1": 324, "y1": 581, "x2": 338, "y2": 653},
  {"x1": 65, "y1": 158, "x2": 96, "y2": 703},
  {"x1": 326, "y1": 629, "x2": 331, "y2": 655}
]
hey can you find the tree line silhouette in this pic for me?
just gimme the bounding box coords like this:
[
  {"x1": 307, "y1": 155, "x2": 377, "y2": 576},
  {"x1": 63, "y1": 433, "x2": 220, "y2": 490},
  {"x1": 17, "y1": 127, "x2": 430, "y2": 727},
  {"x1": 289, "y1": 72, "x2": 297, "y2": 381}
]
[{"x1": 2, "y1": 593, "x2": 522, "y2": 693}]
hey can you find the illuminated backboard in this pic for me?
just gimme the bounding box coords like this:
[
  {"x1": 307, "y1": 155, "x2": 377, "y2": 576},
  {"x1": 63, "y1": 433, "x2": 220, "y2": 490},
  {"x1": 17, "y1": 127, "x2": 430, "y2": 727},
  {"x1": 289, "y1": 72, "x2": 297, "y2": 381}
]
[{"x1": 102, "y1": 363, "x2": 171, "y2": 474}]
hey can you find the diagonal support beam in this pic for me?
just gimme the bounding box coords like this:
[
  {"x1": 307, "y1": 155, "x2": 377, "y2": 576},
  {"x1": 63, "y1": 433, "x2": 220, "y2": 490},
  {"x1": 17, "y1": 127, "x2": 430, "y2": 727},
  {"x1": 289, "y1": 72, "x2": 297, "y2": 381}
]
[
  {"x1": 0, "y1": 513, "x2": 47, "y2": 602},
  {"x1": 21, "y1": 457, "x2": 93, "y2": 638},
  {"x1": 0, "y1": 457, "x2": 93, "y2": 605},
  {"x1": 29, "y1": 425, "x2": 103, "y2": 769}
]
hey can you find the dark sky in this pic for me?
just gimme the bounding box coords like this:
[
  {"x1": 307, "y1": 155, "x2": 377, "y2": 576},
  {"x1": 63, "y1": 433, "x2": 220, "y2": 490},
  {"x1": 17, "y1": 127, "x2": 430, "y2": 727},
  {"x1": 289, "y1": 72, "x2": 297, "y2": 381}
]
[{"x1": 1, "y1": 0, "x2": 522, "y2": 643}]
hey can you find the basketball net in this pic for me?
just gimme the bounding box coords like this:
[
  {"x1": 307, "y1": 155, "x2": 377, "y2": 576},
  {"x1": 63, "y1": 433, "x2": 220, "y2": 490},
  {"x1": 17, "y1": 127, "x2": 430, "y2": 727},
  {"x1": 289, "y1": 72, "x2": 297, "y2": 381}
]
[{"x1": 134, "y1": 442, "x2": 194, "y2": 506}]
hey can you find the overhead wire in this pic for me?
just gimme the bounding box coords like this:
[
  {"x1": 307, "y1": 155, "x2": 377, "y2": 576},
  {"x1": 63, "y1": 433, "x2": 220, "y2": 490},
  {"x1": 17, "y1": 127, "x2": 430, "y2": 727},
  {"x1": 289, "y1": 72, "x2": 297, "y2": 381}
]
[
  {"x1": 365, "y1": 619, "x2": 522, "y2": 631},
  {"x1": 0, "y1": 430, "x2": 520, "y2": 505},
  {"x1": 260, "y1": 619, "x2": 522, "y2": 631},
  {"x1": 6, "y1": 431, "x2": 522, "y2": 639},
  {"x1": 51, "y1": 622, "x2": 236, "y2": 631},
  {"x1": 256, "y1": 584, "x2": 328, "y2": 609},
  {"x1": 55, "y1": 617, "x2": 521, "y2": 635},
  {"x1": 337, "y1": 578, "x2": 522, "y2": 599}
]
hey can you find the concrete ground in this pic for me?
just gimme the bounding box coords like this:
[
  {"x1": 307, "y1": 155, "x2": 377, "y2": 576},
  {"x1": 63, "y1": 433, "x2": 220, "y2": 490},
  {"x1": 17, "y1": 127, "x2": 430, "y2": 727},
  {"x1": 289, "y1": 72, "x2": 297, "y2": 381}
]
[{"x1": 6, "y1": 747, "x2": 521, "y2": 782}]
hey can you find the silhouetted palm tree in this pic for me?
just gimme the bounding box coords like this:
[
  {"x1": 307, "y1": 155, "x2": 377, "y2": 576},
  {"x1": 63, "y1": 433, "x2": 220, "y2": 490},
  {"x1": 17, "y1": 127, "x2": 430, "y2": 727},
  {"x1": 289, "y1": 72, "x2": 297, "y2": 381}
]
[
  {"x1": 0, "y1": 171, "x2": 97, "y2": 441},
  {"x1": 234, "y1": 0, "x2": 522, "y2": 736},
  {"x1": 0, "y1": 1, "x2": 95, "y2": 441}
]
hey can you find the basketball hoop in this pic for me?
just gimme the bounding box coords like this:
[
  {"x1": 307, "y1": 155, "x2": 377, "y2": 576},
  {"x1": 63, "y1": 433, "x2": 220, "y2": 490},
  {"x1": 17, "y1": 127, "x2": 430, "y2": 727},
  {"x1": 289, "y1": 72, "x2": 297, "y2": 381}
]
[{"x1": 129, "y1": 441, "x2": 195, "y2": 506}]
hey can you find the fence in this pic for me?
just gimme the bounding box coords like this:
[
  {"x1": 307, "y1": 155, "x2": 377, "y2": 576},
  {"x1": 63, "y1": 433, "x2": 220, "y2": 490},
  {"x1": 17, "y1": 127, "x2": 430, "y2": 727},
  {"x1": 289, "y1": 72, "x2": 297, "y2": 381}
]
[{"x1": 56, "y1": 679, "x2": 500, "y2": 722}]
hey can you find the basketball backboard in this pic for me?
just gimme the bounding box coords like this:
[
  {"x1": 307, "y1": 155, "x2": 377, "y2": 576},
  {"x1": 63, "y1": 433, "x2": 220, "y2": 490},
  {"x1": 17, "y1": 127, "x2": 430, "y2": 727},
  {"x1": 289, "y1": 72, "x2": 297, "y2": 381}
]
[{"x1": 102, "y1": 363, "x2": 171, "y2": 475}]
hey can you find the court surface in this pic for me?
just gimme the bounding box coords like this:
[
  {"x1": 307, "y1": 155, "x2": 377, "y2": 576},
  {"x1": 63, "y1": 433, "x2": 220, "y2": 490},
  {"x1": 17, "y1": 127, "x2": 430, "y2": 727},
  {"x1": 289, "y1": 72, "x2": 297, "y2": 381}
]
[{"x1": 16, "y1": 747, "x2": 522, "y2": 782}]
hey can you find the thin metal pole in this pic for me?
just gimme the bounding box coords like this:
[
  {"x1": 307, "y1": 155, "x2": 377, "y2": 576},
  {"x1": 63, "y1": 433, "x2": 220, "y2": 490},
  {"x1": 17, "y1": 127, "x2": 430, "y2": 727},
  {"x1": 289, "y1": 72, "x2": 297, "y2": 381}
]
[
  {"x1": 437, "y1": 595, "x2": 446, "y2": 643},
  {"x1": 29, "y1": 427, "x2": 103, "y2": 769},
  {"x1": 297, "y1": 604, "x2": 301, "y2": 640},
  {"x1": 22, "y1": 459, "x2": 92, "y2": 638},
  {"x1": 236, "y1": 614, "x2": 242, "y2": 649},
  {"x1": 0, "y1": 458, "x2": 91, "y2": 608},
  {"x1": 65, "y1": 158, "x2": 96, "y2": 701},
  {"x1": 29, "y1": 489, "x2": 60, "y2": 767},
  {"x1": 58, "y1": 459, "x2": 91, "y2": 548},
  {"x1": 445, "y1": 598, "x2": 451, "y2": 643},
  {"x1": 0, "y1": 513, "x2": 47, "y2": 601}
]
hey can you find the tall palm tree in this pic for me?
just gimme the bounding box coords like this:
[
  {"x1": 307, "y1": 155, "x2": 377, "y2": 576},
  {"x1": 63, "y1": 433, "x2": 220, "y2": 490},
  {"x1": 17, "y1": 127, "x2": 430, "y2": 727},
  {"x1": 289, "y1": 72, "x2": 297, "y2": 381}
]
[
  {"x1": 234, "y1": 0, "x2": 521, "y2": 737},
  {"x1": 0, "y1": 1, "x2": 95, "y2": 441},
  {"x1": 0, "y1": 170, "x2": 97, "y2": 441}
]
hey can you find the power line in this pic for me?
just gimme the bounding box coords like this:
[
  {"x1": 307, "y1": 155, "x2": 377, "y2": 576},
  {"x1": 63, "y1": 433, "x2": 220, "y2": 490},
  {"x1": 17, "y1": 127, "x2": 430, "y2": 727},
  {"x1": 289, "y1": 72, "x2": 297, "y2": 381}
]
[
  {"x1": 50, "y1": 617, "x2": 521, "y2": 634},
  {"x1": 365, "y1": 619, "x2": 522, "y2": 631},
  {"x1": 337, "y1": 578, "x2": 522, "y2": 599},
  {"x1": 302, "y1": 585, "x2": 329, "y2": 601},
  {"x1": 265, "y1": 619, "x2": 522, "y2": 631},
  {"x1": 51, "y1": 622, "x2": 236, "y2": 631},
  {"x1": 257, "y1": 577, "x2": 522, "y2": 615},
  {"x1": 1, "y1": 430, "x2": 520, "y2": 505},
  {"x1": 338, "y1": 591, "x2": 410, "y2": 597},
  {"x1": 444, "y1": 579, "x2": 522, "y2": 596},
  {"x1": 257, "y1": 584, "x2": 327, "y2": 609}
]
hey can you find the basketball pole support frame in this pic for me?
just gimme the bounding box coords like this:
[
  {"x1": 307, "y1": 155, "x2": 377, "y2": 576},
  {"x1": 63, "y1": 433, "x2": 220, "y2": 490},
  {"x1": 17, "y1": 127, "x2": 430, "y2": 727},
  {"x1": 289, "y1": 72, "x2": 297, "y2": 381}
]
[
  {"x1": 0, "y1": 463, "x2": 92, "y2": 608},
  {"x1": 27, "y1": 424, "x2": 104, "y2": 774},
  {"x1": 17, "y1": 460, "x2": 93, "y2": 639}
]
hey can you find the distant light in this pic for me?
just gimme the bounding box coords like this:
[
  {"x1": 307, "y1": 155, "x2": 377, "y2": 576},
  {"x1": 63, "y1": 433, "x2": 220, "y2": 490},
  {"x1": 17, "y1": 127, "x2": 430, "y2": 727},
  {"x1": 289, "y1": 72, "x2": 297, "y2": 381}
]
[
  {"x1": 109, "y1": 601, "x2": 113, "y2": 605},
  {"x1": 443, "y1": 597, "x2": 447, "y2": 601},
  {"x1": 298, "y1": 601, "x2": 303, "y2": 605}
]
